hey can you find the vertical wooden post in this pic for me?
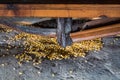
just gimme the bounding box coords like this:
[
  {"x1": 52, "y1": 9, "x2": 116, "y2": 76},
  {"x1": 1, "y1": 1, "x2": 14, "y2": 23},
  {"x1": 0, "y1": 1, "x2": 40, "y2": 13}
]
[{"x1": 56, "y1": 18, "x2": 72, "y2": 47}]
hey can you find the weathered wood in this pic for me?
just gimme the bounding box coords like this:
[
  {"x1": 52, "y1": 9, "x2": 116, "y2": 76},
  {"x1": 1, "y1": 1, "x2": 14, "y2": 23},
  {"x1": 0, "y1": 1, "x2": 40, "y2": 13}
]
[
  {"x1": 0, "y1": 17, "x2": 120, "y2": 41},
  {"x1": 0, "y1": 18, "x2": 56, "y2": 35},
  {"x1": 0, "y1": 4, "x2": 120, "y2": 17},
  {"x1": 71, "y1": 23, "x2": 120, "y2": 42},
  {"x1": 81, "y1": 17, "x2": 120, "y2": 30},
  {"x1": 57, "y1": 18, "x2": 72, "y2": 47}
]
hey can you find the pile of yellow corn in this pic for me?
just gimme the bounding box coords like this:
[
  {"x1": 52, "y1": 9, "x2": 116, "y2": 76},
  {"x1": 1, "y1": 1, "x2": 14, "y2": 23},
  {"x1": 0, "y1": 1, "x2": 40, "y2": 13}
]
[
  {"x1": 13, "y1": 32, "x2": 102, "y2": 64},
  {"x1": 0, "y1": 24, "x2": 103, "y2": 65},
  {"x1": 0, "y1": 24, "x2": 13, "y2": 33}
]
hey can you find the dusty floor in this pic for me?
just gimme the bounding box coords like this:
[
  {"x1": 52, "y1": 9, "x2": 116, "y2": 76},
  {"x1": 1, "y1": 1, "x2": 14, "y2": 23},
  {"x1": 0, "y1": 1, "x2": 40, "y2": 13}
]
[{"x1": 0, "y1": 29, "x2": 120, "y2": 80}]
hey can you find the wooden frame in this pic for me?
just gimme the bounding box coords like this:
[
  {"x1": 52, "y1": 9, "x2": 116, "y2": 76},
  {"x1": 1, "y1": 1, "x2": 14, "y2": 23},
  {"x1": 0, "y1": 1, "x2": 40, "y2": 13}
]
[{"x1": 0, "y1": 4, "x2": 120, "y2": 18}]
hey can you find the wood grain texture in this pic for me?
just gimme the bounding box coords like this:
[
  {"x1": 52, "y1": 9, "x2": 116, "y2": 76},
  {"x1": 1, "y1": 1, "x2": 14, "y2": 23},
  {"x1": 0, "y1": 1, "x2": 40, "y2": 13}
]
[
  {"x1": 0, "y1": 4, "x2": 120, "y2": 17},
  {"x1": 71, "y1": 23, "x2": 120, "y2": 42},
  {"x1": 0, "y1": 0, "x2": 120, "y2": 4}
]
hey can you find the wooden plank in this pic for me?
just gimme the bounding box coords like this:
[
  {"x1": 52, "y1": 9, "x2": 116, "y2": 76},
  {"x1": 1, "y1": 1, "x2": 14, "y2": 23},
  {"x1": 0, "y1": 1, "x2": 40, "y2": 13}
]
[
  {"x1": 0, "y1": 0, "x2": 120, "y2": 4},
  {"x1": 0, "y1": 4, "x2": 120, "y2": 17},
  {"x1": 71, "y1": 23, "x2": 120, "y2": 42}
]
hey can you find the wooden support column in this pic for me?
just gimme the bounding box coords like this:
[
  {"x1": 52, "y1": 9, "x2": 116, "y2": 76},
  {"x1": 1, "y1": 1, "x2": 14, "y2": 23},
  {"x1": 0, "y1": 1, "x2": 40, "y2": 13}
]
[{"x1": 57, "y1": 18, "x2": 72, "y2": 47}]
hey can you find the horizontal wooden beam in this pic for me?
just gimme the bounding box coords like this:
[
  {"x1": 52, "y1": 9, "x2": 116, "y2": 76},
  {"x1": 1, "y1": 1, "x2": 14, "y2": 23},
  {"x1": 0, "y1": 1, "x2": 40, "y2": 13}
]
[
  {"x1": 0, "y1": 0, "x2": 120, "y2": 4},
  {"x1": 0, "y1": 4, "x2": 120, "y2": 18},
  {"x1": 71, "y1": 23, "x2": 120, "y2": 42}
]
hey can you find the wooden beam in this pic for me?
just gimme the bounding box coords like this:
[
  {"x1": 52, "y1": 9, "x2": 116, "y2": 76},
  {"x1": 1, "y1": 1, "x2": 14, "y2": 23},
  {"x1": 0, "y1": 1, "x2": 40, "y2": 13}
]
[
  {"x1": 0, "y1": 4, "x2": 120, "y2": 18},
  {"x1": 0, "y1": 0, "x2": 120, "y2": 4},
  {"x1": 71, "y1": 23, "x2": 120, "y2": 42}
]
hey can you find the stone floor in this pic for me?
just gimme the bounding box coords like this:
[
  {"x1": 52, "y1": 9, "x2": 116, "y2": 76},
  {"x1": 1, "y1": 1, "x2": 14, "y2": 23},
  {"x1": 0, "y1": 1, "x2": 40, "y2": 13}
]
[{"x1": 0, "y1": 30, "x2": 120, "y2": 80}]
